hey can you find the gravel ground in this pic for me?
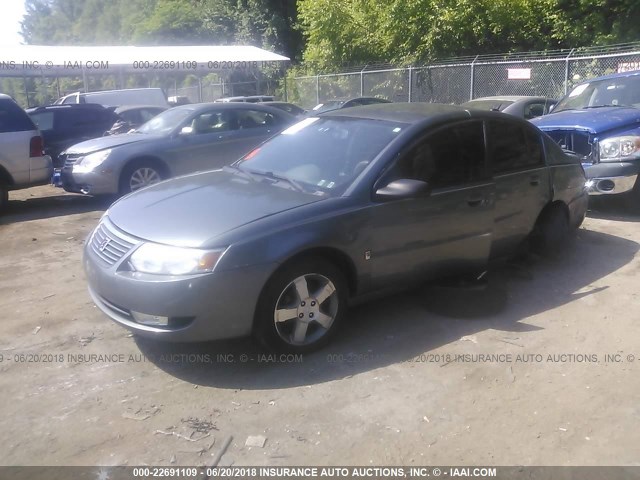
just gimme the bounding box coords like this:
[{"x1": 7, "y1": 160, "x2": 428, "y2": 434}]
[{"x1": 0, "y1": 185, "x2": 639, "y2": 467}]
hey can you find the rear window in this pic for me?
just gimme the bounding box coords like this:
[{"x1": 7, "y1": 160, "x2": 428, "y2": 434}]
[
  {"x1": 0, "y1": 99, "x2": 36, "y2": 133},
  {"x1": 29, "y1": 111, "x2": 55, "y2": 131}
]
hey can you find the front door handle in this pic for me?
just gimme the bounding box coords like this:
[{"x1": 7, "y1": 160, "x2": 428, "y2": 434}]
[{"x1": 530, "y1": 175, "x2": 540, "y2": 186}]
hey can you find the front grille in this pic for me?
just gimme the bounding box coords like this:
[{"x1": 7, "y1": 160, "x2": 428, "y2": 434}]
[
  {"x1": 89, "y1": 219, "x2": 137, "y2": 266},
  {"x1": 61, "y1": 153, "x2": 82, "y2": 169},
  {"x1": 544, "y1": 130, "x2": 596, "y2": 163}
]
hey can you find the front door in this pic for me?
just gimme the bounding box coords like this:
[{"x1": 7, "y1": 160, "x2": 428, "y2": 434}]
[{"x1": 367, "y1": 120, "x2": 495, "y2": 288}]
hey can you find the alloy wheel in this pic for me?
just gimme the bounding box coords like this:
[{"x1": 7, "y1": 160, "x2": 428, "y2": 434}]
[{"x1": 273, "y1": 273, "x2": 339, "y2": 346}]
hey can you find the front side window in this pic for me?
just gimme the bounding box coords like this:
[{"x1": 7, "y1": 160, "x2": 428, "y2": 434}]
[
  {"x1": 137, "y1": 108, "x2": 194, "y2": 135},
  {"x1": 236, "y1": 109, "x2": 281, "y2": 129},
  {"x1": 189, "y1": 110, "x2": 236, "y2": 134},
  {"x1": 384, "y1": 121, "x2": 486, "y2": 189},
  {"x1": 488, "y1": 120, "x2": 543, "y2": 174}
]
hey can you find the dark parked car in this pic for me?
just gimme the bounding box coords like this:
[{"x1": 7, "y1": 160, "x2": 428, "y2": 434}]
[
  {"x1": 311, "y1": 97, "x2": 392, "y2": 114},
  {"x1": 262, "y1": 101, "x2": 306, "y2": 117},
  {"x1": 27, "y1": 104, "x2": 119, "y2": 167},
  {"x1": 61, "y1": 102, "x2": 295, "y2": 195},
  {"x1": 84, "y1": 103, "x2": 587, "y2": 352},
  {"x1": 462, "y1": 96, "x2": 557, "y2": 120},
  {"x1": 532, "y1": 70, "x2": 640, "y2": 207},
  {"x1": 104, "y1": 105, "x2": 168, "y2": 136}
]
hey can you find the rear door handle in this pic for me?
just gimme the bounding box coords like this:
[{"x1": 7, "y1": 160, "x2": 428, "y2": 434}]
[
  {"x1": 467, "y1": 196, "x2": 483, "y2": 207},
  {"x1": 530, "y1": 175, "x2": 540, "y2": 186}
]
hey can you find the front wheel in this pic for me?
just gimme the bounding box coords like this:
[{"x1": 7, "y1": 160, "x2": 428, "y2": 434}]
[
  {"x1": 253, "y1": 259, "x2": 348, "y2": 353},
  {"x1": 119, "y1": 161, "x2": 164, "y2": 195}
]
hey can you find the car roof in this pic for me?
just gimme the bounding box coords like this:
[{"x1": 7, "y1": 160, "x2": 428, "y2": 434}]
[
  {"x1": 26, "y1": 103, "x2": 107, "y2": 112},
  {"x1": 0, "y1": 93, "x2": 13, "y2": 100},
  {"x1": 114, "y1": 105, "x2": 168, "y2": 113},
  {"x1": 465, "y1": 95, "x2": 553, "y2": 103},
  {"x1": 318, "y1": 102, "x2": 472, "y2": 124},
  {"x1": 171, "y1": 101, "x2": 294, "y2": 115}
]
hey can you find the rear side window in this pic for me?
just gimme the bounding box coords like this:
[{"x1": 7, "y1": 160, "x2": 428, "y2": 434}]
[
  {"x1": 488, "y1": 120, "x2": 544, "y2": 174},
  {"x1": 0, "y1": 99, "x2": 36, "y2": 133}
]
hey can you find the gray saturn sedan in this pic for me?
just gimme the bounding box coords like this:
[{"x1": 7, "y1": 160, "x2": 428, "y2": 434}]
[
  {"x1": 84, "y1": 103, "x2": 588, "y2": 352},
  {"x1": 60, "y1": 102, "x2": 295, "y2": 195}
]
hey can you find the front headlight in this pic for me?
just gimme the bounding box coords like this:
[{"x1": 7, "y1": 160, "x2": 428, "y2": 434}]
[
  {"x1": 129, "y1": 243, "x2": 226, "y2": 275},
  {"x1": 599, "y1": 136, "x2": 640, "y2": 162},
  {"x1": 73, "y1": 149, "x2": 112, "y2": 173}
]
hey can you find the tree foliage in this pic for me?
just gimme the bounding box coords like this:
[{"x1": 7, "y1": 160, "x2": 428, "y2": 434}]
[{"x1": 297, "y1": 0, "x2": 640, "y2": 69}]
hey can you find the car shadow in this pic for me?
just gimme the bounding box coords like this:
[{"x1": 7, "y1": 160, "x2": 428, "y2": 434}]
[
  {"x1": 135, "y1": 228, "x2": 638, "y2": 390},
  {"x1": 0, "y1": 191, "x2": 114, "y2": 225},
  {"x1": 587, "y1": 197, "x2": 640, "y2": 223}
]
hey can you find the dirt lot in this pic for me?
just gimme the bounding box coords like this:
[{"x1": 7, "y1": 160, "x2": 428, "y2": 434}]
[{"x1": 0, "y1": 185, "x2": 639, "y2": 467}]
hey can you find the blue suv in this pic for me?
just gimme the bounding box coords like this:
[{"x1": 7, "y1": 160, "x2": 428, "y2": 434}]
[{"x1": 532, "y1": 70, "x2": 640, "y2": 206}]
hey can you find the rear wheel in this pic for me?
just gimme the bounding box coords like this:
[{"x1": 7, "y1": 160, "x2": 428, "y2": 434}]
[
  {"x1": 119, "y1": 160, "x2": 164, "y2": 195},
  {"x1": 530, "y1": 204, "x2": 569, "y2": 255},
  {"x1": 253, "y1": 259, "x2": 348, "y2": 353}
]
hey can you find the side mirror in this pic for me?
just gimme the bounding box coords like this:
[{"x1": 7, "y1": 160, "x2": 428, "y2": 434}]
[
  {"x1": 180, "y1": 126, "x2": 194, "y2": 135},
  {"x1": 375, "y1": 178, "x2": 431, "y2": 201}
]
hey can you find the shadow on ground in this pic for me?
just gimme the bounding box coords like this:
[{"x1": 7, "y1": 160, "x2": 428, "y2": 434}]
[
  {"x1": 135, "y1": 228, "x2": 638, "y2": 390},
  {"x1": 587, "y1": 197, "x2": 640, "y2": 223},
  {"x1": 1, "y1": 192, "x2": 114, "y2": 225}
]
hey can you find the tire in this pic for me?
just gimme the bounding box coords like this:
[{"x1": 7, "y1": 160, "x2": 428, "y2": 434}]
[
  {"x1": 0, "y1": 184, "x2": 8, "y2": 213},
  {"x1": 253, "y1": 258, "x2": 348, "y2": 353},
  {"x1": 530, "y1": 204, "x2": 570, "y2": 255},
  {"x1": 119, "y1": 160, "x2": 164, "y2": 195}
]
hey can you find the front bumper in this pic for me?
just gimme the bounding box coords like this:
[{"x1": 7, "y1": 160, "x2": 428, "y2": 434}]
[
  {"x1": 83, "y1": 235, "x2": 276, "y2": 342},
  {"x1": 61, "y1": 167, "x2": 118, "y2": 195},
  {"x1": 583, "y1": 161, "x2": 639, "y2": 195}
]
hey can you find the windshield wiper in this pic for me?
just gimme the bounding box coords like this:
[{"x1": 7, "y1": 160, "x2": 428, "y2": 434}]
[
  {"x1": 223, "y1": 165, "x2": 258, "y2": 182},
  {"x1": 245, "y1": 169, "x2": 308, "y2": 193},
  {"x1": 583, "y1": 104, "x2": 629, "y2": 109}
]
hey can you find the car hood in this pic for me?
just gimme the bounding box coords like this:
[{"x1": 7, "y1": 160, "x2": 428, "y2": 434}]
[
  {"x1": 107, "y1": 169, "x2": 325, "y2": 248},
  {"x1": 532, "y1": 107, "x2": 640, "y2": 135},
  {"x1": 64, "y1": 133, "x2": 160, "y2": 154}
]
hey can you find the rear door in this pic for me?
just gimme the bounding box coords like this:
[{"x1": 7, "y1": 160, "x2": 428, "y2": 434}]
[
  {"x1": 487, "y1": 119, "x2": 551, "y2": 257},
  {"x1": 368, "y1": 120, "x2": 495, "y2": 287}
]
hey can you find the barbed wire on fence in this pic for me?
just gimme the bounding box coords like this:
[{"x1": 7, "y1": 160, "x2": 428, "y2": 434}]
[{"x1": 286, "y1": 41, "x2": 640, "y2": 109}]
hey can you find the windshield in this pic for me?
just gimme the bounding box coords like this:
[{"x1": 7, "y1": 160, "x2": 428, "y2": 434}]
[
  {"x1": 136, "y1": 107, "x2": 194, "y2": 135},
  {"x1": 235, "y1": 116, "x2": 405, "y2": 196},
  {"x1": 554, "y1": 75, "x2": 640, "y2": 112}
]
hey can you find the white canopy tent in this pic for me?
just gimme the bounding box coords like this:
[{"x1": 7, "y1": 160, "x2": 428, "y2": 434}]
[
  {"x1": 0, "y1": 45, "x2": 289, "y2": 77},
  {"x1": 0, "y1": 45, "x2": 290, "y2": 105}
]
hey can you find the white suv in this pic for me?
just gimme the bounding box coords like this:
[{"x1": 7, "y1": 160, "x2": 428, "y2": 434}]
[{"x1": 0, "y1": 94, "x2": 53, "y2": 211}]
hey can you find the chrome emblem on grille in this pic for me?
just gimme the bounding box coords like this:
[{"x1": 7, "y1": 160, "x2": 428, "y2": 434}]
[{"x1": 98, "y1": 238, "x2": 111, "y2": 252}]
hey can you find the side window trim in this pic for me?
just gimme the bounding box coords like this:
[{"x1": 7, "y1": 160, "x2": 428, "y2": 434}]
[{"x1": 374, "y1": 119, "x2": 489, "y2": 193}]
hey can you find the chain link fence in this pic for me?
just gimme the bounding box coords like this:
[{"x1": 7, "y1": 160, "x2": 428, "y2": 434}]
[{"x1": 286, "y1": 42, "x2": 640, "y2": 109}]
